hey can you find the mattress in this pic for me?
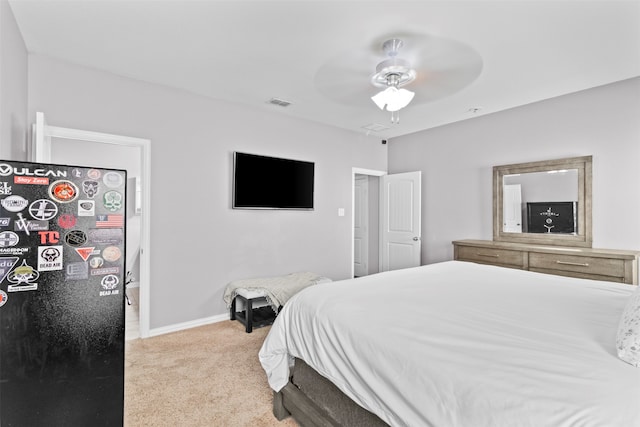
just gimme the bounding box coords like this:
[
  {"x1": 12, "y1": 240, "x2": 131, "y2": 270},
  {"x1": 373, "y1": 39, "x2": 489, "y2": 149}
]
[{"x1": 259, "y1": 261, "x2": 640, "y2": 427}]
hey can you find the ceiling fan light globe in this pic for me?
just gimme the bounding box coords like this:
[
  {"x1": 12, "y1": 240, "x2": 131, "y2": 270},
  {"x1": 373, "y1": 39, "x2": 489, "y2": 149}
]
[
  {"x1": 371, "y1": 88, "x2": 393, "y2": 110},
  {"x1": 372, "y1": 87, "x2": 415, "y2": 112}
]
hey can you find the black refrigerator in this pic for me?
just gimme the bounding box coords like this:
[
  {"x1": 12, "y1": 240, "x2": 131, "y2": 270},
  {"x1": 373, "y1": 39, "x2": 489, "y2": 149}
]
[{"x1": 0, "y1": 159, "x2": 126, "y2": 426}]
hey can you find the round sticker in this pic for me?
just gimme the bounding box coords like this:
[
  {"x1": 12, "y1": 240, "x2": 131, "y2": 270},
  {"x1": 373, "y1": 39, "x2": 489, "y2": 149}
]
[
  {"x1": 0, "y1": 231, "x2": 19, "y2": 247},
  {"x1": 49, "y1": 180, "x2": 79, "y2": 203},
  {"x1": 87, "y1": 169, "x2": 101, "y2": 180},
  {"x1": 103, "y1": 172, "x2": 124, "y2": 188},
  {"x1": 0, "y1": 290, "x2": 7, "y2": 307},
  {"x1": 102, "y1": 246, "x2": 121, "y2": 262},
  {"x1": 29, "y1": 199, "x2": 58, "y2": 221},
  {"x1": 65, "y1": 230, "x2": 87, "y2": 247}
]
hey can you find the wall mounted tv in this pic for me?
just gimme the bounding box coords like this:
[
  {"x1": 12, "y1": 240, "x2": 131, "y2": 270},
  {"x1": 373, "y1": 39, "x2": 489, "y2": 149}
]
[{"x1": 233, "y1": 152, "x2": 314, "y2": 210}]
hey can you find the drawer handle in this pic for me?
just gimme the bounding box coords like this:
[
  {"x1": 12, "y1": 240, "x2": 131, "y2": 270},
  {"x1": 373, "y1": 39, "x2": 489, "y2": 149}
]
[
  {"x1": 556, "y1": 260, "x2": 589, "y2": 267},
  {"x1": 477, "y1": 253, "x2": 499, "y2": 258}
]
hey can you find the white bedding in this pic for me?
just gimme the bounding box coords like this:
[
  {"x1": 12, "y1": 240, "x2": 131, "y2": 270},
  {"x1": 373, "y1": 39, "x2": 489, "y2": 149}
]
[{"x1": 259, "y1": 261, "x2": 640, "y2": 427}]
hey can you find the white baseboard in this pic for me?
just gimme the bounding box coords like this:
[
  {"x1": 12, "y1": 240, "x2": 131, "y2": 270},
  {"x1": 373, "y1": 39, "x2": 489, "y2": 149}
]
[{"x1": 145, "y1": 312, "x2": 230, "y2": 338}]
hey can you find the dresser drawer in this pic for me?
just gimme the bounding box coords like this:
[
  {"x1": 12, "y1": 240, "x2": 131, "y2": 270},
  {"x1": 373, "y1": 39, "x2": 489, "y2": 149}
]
[
  {"x1": 529, "y1": 252, "x2": 625, "y2": 280},
  {"x1": 456, "y1": 245, "x2": 525, "y2": 268}
]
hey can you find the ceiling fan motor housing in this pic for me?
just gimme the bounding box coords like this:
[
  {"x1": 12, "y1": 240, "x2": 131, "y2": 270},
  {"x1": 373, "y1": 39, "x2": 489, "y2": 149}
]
[{"x1": 371, "y1": 39, "x2": 416, "y2": 88}]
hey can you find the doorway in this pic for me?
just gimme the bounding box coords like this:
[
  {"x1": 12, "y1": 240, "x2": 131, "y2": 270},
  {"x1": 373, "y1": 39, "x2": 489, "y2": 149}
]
[
  {"x1": 352, "y1": 168, "x2": 385, "y2": 278},
  {"x1": 33, "y1": 112, "x2": 151, "y2": 339},
  {"x1": 354, "y1": 173, "x2": 380, "y2": 277}
]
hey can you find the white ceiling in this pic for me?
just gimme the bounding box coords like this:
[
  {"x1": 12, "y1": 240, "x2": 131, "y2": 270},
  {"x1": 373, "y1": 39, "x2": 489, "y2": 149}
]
[{"x1": 8, "y1": 0, "x2": 640, "y2": 139}]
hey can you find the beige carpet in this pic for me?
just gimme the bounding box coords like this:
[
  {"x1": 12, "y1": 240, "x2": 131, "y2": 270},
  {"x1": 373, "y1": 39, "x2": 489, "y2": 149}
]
[{"x1": 124, "y1": 320, "x2": 298, "y2": 427}]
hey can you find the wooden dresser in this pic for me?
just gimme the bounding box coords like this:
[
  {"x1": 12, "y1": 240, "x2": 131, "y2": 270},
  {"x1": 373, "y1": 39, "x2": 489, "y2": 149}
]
[{"x1": 453, "y1": 239, "x2": 640, "y2": 285}]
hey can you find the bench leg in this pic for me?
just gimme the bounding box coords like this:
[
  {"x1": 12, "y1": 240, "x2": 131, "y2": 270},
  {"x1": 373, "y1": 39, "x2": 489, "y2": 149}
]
[
  {"x1": 230, "y1": 296, "x2": 236, "y2": 320},
  {"x1": 246, "y1": 298, "x2": 253, "y2": 333}
]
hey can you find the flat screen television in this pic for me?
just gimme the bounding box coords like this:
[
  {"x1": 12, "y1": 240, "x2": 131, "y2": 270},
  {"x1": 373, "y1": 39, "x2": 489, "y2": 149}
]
[
  {"x1": 233, "y1": 152, "x2": 314, "y2": 210},
  {"x1": 526, "y1": 201, "x2": 577, "y2": 234}
]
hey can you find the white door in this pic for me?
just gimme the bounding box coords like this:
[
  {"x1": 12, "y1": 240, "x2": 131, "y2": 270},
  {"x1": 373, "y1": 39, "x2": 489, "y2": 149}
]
[
  {"x1": 33, "y1": 112, "x2": 151, "y2": 338},
  {"x1": 353, "y1": 175, "x2": 369, "y2": 277},
  {"x1": 380, "y1": 171, "x2": 421, "y2": 271},
  {"x1": 503, "y1": 184, "x2": 523, "y2": 233}
]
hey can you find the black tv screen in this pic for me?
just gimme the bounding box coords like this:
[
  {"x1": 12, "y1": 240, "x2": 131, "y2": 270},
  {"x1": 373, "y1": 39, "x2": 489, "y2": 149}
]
[
  {"x1": 233, "y1": 152, "x2": 314, "y2": 210},
  {"x1": 526, "y1": 202, "x2": 577, "y2": 234}
]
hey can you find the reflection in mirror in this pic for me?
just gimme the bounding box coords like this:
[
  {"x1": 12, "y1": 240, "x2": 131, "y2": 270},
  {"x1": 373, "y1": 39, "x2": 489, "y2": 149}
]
[
  {"x1": 503, "y1": 169, "x2": 578, "y2": 234},
  {"x1": 493, "y1": 156, "x2": 592, "y2": 248}
]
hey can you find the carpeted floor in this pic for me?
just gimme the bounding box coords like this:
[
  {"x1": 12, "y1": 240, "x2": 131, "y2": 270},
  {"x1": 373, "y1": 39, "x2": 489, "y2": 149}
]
[{"x1": 124, "y1": 320, "x2": 298, "y2": 426}]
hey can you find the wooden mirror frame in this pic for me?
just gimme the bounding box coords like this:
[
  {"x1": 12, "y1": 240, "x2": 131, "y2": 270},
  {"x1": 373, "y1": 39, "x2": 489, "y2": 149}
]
[{"x1": 493, "y1": 156, "x2": 592, "y2": 247}]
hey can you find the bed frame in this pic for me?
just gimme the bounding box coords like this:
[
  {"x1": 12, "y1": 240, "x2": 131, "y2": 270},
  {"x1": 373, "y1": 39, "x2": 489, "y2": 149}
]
[{"x1": 273, "y1": 358, "x2": 388, "y2": 427}]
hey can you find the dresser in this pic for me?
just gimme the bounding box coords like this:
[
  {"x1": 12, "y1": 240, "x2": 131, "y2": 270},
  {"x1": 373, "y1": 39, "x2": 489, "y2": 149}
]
[{"x1": 453, "y1": 239, "x2": 640, "y2": 285}]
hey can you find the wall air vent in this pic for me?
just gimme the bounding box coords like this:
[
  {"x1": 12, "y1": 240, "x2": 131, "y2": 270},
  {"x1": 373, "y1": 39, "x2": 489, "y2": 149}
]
[{"x1": 267, "y1": 97, "x2": 292, "y2": 107}]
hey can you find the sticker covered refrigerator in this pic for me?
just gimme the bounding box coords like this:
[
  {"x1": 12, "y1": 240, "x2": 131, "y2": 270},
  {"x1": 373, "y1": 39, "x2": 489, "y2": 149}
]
[{"x1": 0, "y1": 159, "x2": 127, "y2": 426}]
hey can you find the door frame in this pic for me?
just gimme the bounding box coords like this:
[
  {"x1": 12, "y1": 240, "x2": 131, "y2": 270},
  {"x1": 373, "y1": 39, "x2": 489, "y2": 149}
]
[
  {"x1": 32, "y1": 113, "x2": 152, "y2": 338},
  {"x1": 351, "y1": 168, "x2": 386, "y2": 278}
]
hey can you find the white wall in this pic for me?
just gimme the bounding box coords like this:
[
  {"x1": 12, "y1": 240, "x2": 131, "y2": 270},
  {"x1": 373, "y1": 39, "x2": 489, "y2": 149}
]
[
  {"x1": 0, "y1": 0, "x2": 27, "y2": 160},
  {"x1": 27, "y1": 54, "x2": 387, "y2": 330},
  {"x1": 388, "y1": 77, "x2": 640, "y2": 264}
]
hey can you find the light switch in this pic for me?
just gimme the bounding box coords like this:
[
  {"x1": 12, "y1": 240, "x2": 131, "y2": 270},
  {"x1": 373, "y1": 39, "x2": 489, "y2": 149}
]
[{"x1": 338, "y1": 208, "x2": 345, "y2": 217}]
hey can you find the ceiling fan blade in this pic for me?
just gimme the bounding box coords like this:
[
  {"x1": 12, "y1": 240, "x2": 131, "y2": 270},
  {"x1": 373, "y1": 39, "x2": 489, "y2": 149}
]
[{"x1": 314, "y1": 32, "x2": 483, "y2": 108}]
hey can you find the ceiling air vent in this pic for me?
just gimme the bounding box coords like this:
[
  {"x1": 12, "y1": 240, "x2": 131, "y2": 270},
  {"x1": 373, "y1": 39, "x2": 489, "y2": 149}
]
[
  {"x1": 267, "y1": 97, "x2": 292, "y2": 107},
  {"x1": 362, "y1": 123, "x2": 390, "y2": 132}
]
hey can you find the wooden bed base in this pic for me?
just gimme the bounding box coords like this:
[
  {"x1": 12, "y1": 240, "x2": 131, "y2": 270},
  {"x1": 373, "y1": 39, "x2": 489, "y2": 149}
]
[
  {"x1": 274, "y1": 383, "x2": 341, "y2": 427},
  {"x1": 272, "y1": 358, "x2": 388, "y2": 427}
]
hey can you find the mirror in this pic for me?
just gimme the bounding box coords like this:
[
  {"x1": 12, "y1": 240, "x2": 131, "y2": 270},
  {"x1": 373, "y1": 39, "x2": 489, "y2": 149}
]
[{"x1": 493, "y1": 156, "x2": 592, "y2": 247}]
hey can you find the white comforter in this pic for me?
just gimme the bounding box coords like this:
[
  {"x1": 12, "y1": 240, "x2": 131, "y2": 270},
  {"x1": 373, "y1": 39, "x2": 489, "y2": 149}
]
[{"x1": 259, "y1": 261, "x2": 640, "y2": 427}]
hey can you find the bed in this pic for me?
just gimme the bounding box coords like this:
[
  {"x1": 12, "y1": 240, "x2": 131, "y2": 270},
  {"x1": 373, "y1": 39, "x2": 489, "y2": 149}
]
[{"x1": 259, "y1": 261, "x2": 640, "y2": 427}]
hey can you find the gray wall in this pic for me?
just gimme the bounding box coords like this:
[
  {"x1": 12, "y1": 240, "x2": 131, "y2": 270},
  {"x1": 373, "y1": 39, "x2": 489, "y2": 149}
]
[
  {"x1": 0, "y1": 0, "x2": 27, "y2": 160},
  {"x1": 27, "y1": 54, "x2": 387, "y2": 329},
  {"x1": 388, "y1": 77, "x2": 640, "y2": 264}
]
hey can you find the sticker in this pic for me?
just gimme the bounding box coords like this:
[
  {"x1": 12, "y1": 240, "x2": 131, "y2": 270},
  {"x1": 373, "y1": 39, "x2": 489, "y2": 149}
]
[
  {"x1": 87, "y1": 169, "x2": 101, "y2": 180},
  {"x1": 0, "y1": 218, "x2": 10, "y2": 226},
  {"x1": 14, "y1": 176, "x2": 48, "y2": 185},
  {"x1": 102, "y1": 246, "x2": 121, "y2": 262},
  {"x1": 78, "y1": 200, "x2": 95, "y2": 216},
  {"x1": 29, "y1": 199, "x2": 58, "y2": 221},
  {"x1": 38, "y1": 231, "x2": 60, "y2": 244},
  {"x1": 103, "y1": 191, "x2": 123, "y2": 212},
  {"x1": 38, "y1": 245, "x2": 63, "y2": 271},
  {"x1": 82, "y1": 180, "x2": 99, "y2": 198},
  {"x1": 1, "y1": 195, "x2": 28, "y2": 212},
  {"x1": 0, "y1": 257, "x2": 19, "y2": 283},
  {"x1": 71, "y1": 168, "x2": 83, "y2": 178},
  {"x1": 89, "y1": 257, "x2": 104, "y2": 268},
  {"x1": 103, "y1": 172, "x2": 124, "y2": 188},
  {"x1": 0, "y1": 290, "x2": 7, "y2": 307},
  {"x1": 88, "y1": 228, "x2": 123, "y2": 245},
  {"x1": 64, "y1": 230, "x2": 87, "y2": 247},
  {"x1": 96, "y1": 214, "x2": 124, "y2": 228},
  {"x1": 14, "y1": 214, "x2": 48, "y2": 234},
  {"x1": 101, "y1": 274, "x2": 119, "y2": 290},
  {"x1": 0, "y1": 163, "x2": 66, "y2": 178},
  {"x1": 91, "y1": 266, "x2": 119, "y2": 276},
  {"x1": 0, "y1": 231, "x2": 19, "y2": 247},
  {"x1": 0, "y1": 182, "x2": 11, "y2": 195},
  {"x1": 49, "y1": 180, "x2": 79, "y2": 203},
  {"x1": 0, "y1": 247, "x2": 28, "y2": 255},
  {"x1": 75, "y1": 247, "x2": 96, "y2": 261},
  {"x1": 66, "y1": 262, "x2": 88, "y2": 280},
  {"x1": 57, "y1": 214, "x2": 77, "y2": 229},
  {"x1": 7, "y1": 259, "x2": 39, "y2": 292}
]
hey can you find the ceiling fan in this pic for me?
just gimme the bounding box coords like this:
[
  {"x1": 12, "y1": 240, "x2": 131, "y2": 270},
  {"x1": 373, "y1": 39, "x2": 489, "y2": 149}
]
[
  {"x1": 370, "y1": 38, "x2": 418, "y2": 124},
  {"x1": 314, "y1": 33, "x2": 483, "y2": 125}
]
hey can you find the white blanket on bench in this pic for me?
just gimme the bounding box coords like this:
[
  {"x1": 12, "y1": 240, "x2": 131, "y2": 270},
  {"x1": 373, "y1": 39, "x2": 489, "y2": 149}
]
[{"x1": 224, "y1": 271, "x2": 326, "y2": 313}]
